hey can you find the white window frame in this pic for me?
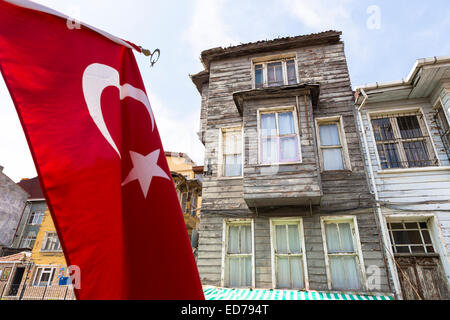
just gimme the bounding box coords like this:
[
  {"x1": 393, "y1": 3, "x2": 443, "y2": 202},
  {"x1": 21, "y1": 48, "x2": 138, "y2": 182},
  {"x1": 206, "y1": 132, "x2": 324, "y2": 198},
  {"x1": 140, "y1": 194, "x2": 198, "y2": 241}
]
[
  {"x1": 28, "y1": 211, "x2": 44, "y2": 225},
  {"x1": 32, "y1": 266, "x2": 56, "y2": 287},
  {"x1": 252, "y1": 53, "x2": 299, "y2": 89},
  {"x1": 320, "y1": 216, "x2": 367, "y2": 291},
  {"x1": 40, "y1": 232, "x2": 62, "y2": 252},
  {"x1": 367, "y1": 107, "x2": 441, "y2": 171},
  {"x1": 270, "y1": 217, "x2": 309, "y2": 290},
  {"x1": 217, "y1": 126, "x2": 244, "y2": 179},
  {"x1": 315, "y1": 116, "x2": 352, "y2": 172},
  {"x1": 221, "y1": 219, "x2": 255, "y2": 288},
  {"x1": 257, "y1": 106, "x2": 302, "y2": 166}
]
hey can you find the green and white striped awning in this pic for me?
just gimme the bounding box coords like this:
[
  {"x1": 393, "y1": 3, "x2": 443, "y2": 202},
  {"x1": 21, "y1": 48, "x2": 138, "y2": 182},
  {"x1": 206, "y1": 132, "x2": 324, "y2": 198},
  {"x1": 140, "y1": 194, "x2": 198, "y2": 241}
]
[{"x1": 203, "y1": 287, "x2": 394, "y2": 301}]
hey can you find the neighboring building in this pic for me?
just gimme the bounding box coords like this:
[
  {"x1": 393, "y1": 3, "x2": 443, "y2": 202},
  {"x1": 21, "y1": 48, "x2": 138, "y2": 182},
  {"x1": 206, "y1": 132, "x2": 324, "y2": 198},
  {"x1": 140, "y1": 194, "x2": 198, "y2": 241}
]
[
  {"x1": 11, "y1": 177, "x2": 47, "y2": 251},
  {"x1": 0, "y1": 166, "x2": 29, "y2": 255},
  {"x1": 355, "y1": 56, "x2": 450, "y2": 300},
  {"x1": 190, "y1": 31, "x2": 393, "y2": 299},
  {"x1": 165, "y1": 151, "x2": 203, "y2": 245}
]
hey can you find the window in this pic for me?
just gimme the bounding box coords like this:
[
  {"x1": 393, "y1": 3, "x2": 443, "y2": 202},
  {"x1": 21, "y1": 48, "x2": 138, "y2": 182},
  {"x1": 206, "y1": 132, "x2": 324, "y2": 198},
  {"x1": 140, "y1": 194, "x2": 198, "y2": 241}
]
[
  {"x1": 41, "y1": 232, "x2": 62, "y2": 252},
  {"x1": 224, "y1": 221, "x2": 253, "y2": 288},
  {"x1": 254, "y1": 58, "x2": 298, "y2": 88},
  {"x1": 28, "y1": 211, "x2": 44, "y2": 225},
  {"x1": 259, "y1": 108, "x2": 301, "y2": 164},
  {"x1": 271, "y1": 219, "x2": 307, "y2": 289},
  {"x1": 220, "y1": 127, "x2": 243, "y2": 177},
  {"x1": 20, "y1": 232, "x2": 37, "y2": 249},
  {"x1": 388, "y1": 222, "x2": 435, "y2": 254},
  {"x1": 316, "y1": 117, "x2": 351, "y2": 171},
  {"x1": 33, "y1": 267, "x2": 56, "y2": 287},
  {"x1": 371, "y1": 112, "x2": 438, "y2": 169},
  {"x1": 321, "y1": 218, "x2": 365, "y2": 291},
  {"x1": 434, "y1": 100, "x2": 450, "y2": 160}
]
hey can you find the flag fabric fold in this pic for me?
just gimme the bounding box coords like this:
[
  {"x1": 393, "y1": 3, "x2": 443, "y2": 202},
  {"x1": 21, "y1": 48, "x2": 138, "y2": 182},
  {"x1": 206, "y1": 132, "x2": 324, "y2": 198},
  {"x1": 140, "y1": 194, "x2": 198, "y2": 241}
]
[{"x1": 0, "y1": 0, "x2": 204, "y2": 300}]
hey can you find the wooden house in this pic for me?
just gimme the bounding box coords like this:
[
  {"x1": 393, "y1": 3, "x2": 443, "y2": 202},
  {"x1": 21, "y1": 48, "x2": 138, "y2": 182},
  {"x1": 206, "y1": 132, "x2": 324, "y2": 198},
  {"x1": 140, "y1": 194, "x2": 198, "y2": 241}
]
[{"x1": 191, "y1": 31, "x2": 392, "y2": 297}]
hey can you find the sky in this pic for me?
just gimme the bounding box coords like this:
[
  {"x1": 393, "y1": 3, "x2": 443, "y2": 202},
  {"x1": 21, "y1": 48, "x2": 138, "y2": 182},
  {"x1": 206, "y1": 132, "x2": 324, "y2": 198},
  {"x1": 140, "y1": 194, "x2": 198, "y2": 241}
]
[{"x1": 0, "y1": 0, "x2": 449, "y2": 182}]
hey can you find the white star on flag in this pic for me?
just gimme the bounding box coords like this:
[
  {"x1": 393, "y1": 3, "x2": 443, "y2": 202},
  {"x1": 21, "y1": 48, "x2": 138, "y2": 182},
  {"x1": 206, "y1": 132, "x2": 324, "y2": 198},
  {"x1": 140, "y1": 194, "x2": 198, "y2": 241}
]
[{"x1": 122, "y1": 149, "x2": 171, "y2": 198}]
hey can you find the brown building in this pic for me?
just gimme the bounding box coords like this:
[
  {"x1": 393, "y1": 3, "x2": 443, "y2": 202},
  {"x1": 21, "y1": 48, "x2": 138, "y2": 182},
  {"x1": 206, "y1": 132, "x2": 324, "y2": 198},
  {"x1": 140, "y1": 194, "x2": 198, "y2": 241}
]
[{"x1": 190, "y1": 31, "x2": 394, "y2": 298}]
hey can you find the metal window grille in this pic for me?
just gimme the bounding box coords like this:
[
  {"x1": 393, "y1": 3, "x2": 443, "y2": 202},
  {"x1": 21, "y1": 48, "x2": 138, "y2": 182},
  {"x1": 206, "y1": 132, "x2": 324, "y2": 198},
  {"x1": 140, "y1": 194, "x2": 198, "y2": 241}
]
[{"x1": 371, "y1": 112, "x2": 438, "y2": 169}]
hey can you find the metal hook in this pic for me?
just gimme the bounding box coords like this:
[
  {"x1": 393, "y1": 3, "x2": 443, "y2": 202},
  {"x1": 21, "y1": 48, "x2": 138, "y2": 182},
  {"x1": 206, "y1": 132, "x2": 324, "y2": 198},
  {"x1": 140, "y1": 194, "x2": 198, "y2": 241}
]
[{"x1": 140, "y1": 47, "x2": 160, "y2": 68}]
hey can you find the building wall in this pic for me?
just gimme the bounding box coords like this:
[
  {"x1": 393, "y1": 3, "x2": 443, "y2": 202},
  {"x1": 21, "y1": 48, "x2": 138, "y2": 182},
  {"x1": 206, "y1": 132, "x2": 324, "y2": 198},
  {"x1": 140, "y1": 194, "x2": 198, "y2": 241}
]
[{"x1": 0, "y1": 171, "x2": 29, "y2": 247}]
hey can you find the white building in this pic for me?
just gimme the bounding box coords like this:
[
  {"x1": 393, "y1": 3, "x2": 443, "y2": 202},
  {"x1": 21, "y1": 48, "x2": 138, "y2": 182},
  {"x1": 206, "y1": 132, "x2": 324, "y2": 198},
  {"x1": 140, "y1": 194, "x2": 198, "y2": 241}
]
[{"x1": 355, "y1": 56, "x2": 450, "y2": 300}]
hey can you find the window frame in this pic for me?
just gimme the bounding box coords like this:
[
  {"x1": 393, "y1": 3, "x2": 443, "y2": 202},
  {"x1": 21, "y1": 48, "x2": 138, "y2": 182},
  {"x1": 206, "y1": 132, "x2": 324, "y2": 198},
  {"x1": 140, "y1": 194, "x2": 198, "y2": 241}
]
[
  {"x1": 269, "y1": 218, "x2": 309, "y2": 290},
  {"x1": 32, "y1": 266, "x2": 56, "y2": 287},
  {"x1": 221, "y1": 219, "x2": 255, "y2": 288},
  {"x1": 257, "y1": 106, "x2": 302, "y2": 166},
  {"x1": 315, "y1": 116, "x2": 352, "y2": 172},
  {"x1": 40, "y1": 232, "x2": 62, "y2": 253},
  {"x1": 218, "y1": 126, "x2": 244, "y2": 179},
  {"x1": 367, "y1": 108, "x2": 440, "y2": 170},
  {"x1": 252, "y1": 54, "x2": 299, "y2": 89},
  {"x1": 320, "y1": 216, "x2": 367, "y2": 291}
]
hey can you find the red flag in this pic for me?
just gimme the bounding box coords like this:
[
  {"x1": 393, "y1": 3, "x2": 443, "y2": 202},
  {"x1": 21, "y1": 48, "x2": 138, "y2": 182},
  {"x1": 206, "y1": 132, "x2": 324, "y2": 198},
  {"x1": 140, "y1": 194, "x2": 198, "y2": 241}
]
[{"x1": 0, "y1": 0, "x2": 204, "y2": 300}]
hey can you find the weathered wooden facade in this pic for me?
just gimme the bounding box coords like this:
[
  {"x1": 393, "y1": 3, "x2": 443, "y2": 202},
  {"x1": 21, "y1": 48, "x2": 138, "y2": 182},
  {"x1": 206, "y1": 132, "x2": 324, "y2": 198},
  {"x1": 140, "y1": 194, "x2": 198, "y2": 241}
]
[
  {"x1": 355, "y1": 56, "x2": 450, "y2": 300},
  {"x1": 191, "y1": 31, "x2": 392, "y2": 296}
]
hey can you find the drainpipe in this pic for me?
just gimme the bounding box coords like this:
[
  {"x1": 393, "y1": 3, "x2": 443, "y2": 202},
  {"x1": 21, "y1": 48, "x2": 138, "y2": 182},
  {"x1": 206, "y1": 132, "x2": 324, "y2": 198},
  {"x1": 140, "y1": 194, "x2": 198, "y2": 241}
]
[{"x1": 356, "y1": 88, "x2": 403, "y2": 300}]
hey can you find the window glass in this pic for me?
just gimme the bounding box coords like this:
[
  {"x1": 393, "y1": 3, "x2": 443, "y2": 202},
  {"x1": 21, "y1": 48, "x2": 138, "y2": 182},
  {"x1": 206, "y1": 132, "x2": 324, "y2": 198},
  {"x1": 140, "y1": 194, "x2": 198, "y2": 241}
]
[
  {"x1": 286, "y1": 60, "x2": 297, "y2": 85},
  {"x1": 222, "y1": 129, "x2": 242, "y2": 177},
  {"x1": 227, "y1": 224, "x2": 252, "y2": 287}
]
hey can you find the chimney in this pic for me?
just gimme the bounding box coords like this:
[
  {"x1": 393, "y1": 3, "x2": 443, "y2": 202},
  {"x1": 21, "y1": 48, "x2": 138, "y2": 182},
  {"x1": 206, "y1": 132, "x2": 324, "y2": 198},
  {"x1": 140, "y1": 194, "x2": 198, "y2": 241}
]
[{"x1": 0, "y1": 166, "x2": 3, "y2": 173}]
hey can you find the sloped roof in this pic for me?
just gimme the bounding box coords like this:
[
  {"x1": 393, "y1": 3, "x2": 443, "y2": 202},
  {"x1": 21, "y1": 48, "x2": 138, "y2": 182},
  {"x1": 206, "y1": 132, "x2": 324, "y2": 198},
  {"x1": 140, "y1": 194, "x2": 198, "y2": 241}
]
[
  {"x1": 17, "y1": 177, "x2": 44, "y2": 200},
  {"x1": 0, "y1": 251, "x2": 31, "y2": 263}
]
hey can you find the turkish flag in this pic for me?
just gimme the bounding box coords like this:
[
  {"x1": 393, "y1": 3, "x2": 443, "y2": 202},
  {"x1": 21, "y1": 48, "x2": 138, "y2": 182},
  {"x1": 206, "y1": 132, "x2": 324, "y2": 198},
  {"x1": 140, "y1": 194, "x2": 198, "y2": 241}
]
[{"x1": 0, "y1": 0, "x2": 204, "y2": 300}]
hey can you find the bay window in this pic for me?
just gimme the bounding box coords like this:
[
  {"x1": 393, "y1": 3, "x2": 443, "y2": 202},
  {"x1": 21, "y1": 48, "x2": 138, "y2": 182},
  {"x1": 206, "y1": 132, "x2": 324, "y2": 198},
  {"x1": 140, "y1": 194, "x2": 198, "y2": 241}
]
[
  {"x1": 321, "y1": 217, "x2": 366, "y2": 291},
  {"x1": 316, "y1": 116, "x2": 351, "y2": 171},
  {"x1": 371, "y1": 112, "x2": 438, "y2": 169}
]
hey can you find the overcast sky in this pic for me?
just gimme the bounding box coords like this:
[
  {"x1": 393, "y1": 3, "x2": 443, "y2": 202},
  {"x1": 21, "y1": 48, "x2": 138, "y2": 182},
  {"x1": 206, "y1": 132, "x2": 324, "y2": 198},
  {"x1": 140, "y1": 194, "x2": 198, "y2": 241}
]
[{"x1": 1, "y1": 0, "x2": 449, "y2": 182}]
